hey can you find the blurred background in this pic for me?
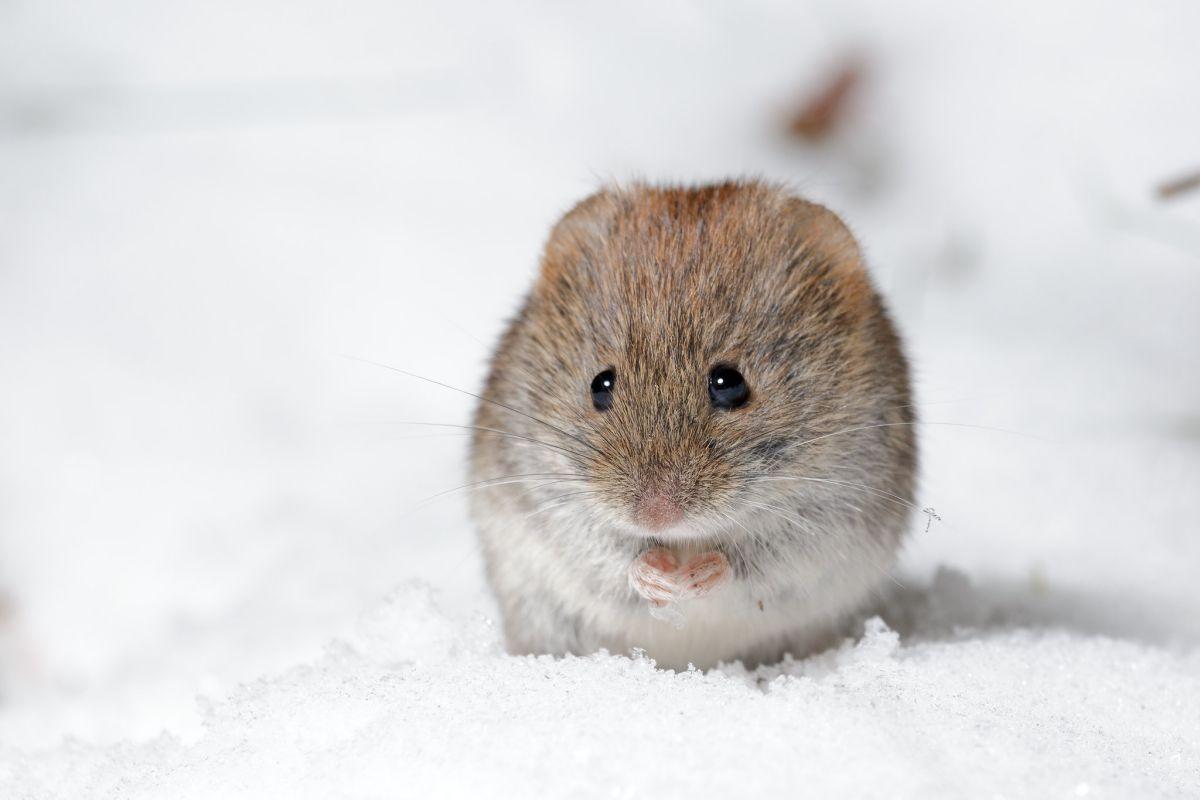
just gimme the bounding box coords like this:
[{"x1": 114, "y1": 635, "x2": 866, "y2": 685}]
[{"x1": 1, "y1": 0, "x2": 1197, "y2": 748}]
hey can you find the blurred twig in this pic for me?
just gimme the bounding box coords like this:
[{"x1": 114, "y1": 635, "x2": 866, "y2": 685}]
[
  {"x1": 785, "y1": 57, "x2": 864, "y2": 143},
  {"x1": 1075, "y1": 168, "x2": 1200, "y2": 260},
  {"x1": 1156, "y1": 169, "x2": 1200, "y2": 201}
]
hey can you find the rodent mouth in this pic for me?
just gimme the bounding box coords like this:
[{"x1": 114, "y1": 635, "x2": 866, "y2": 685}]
[
  {"x1": 638, "y1": 523, "x2": 706, "y2": 541},
  {"x1": 621, "y1": 513, "x2": 723, "y2": 543}
]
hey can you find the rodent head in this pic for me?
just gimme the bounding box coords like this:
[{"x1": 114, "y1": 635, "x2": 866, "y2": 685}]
[{"x1": 475, "y1": 181, "x2": 914, "y2": 541}]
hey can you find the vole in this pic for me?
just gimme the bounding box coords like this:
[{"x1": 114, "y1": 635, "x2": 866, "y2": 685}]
[{"x1": 469, "y1": 180, "x2": 916, "y2": 669}]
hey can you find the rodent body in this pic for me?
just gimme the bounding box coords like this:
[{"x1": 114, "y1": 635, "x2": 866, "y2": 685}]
[{"x1": 469, "y1": 181, "x2": 915, "y2": 669}]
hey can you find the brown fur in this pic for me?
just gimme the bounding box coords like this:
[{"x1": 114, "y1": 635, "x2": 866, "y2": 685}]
[{"x1": 469, "y1": 180, "x2": 915, "y2": 668}]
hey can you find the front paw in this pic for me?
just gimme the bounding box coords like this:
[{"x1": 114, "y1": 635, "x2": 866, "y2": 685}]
[
  {"x1": 678, "y1": 551, "x2": 730, "y2": 598},
  {"x1": 628, "y1": 547, "x2": 679, "y2": 607},
  {"x1": 628, "y1": 549, "x2": 730, "y2": 606}
]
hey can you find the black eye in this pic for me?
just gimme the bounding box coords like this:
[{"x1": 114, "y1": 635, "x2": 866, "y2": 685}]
[
  {"x1": 590, "y1": 369, "x2": 615, "y2": 411},
  {"x1": 709, "y1": 366, "x2": 749, "y2": 410}
]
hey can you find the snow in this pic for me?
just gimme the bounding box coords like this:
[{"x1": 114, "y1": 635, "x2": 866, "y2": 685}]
[
  {"x1": 1, "y1": 0, "x2": 1199, "y2": 797},
  {"x1": 7, "y1": 584, "x2": 1200, "y2": 798}
]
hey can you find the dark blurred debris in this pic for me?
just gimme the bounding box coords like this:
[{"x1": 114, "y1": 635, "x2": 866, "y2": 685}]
[
  {"x1": 786, "y1": 58, "x2": 864, "y2": 143},
  {"x1": 1156, "y1": 169, "x2": 1200, "y2": 201}
]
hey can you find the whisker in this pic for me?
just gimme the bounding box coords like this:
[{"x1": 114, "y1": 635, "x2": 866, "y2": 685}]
[
  {"x1": 712, "y1": 509, "x2": 763, "y2": 581},
  {"x1": 751, "y1": 474, "x2": 921, "y2": 514},
  {"x1": 784, "y1": 420, "x2": 1035, "y2": 453},
  {"x1": 372, "y1": 432, "x2": 473, "y2": 442},
  {"x1": 412, "y1": 472, "x2": 588, "y2": 509},
  {"x1": 380, "y1": 421, "x2": 587, "y2": 460},
  {"x1": 342, "y1": 354, "x2": 606, "y2": 458},
  {"x1": 524, "y1": 490, "x2": 598, "y2": 520},
  {"x1": 513, "y1": 478, "x2": 591, "y2": 503},
  {"x1": 717, "y1": 509, "x2": 757, "y2": 540},
  {"x1": 568, "y1": 405, "x2": 623, "y2": 461},
  {"x1": 734, "y1": 499, "x2": 817, "y2": 536}
]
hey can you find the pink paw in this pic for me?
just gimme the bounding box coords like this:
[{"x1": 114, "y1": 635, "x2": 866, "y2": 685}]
[
  {"x1": 679, "y1": 552, "x2": 729, "y2": 597},
  {"x1": 628, "y1": 547, "x2": 679, "y2": 607},
  {"x1": 628, "y1": 549, "x2": 730, "y2": 606}
]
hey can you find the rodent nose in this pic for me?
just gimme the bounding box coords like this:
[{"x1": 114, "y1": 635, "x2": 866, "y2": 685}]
[{"x1": 634, "y1": 492, "x2": 685, "y2": 531}]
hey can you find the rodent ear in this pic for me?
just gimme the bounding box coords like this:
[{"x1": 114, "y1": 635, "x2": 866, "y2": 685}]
[
  {"x1": 781, "y1": 197, "x2": 864, "y2": 273},
  {"x1": 540, "y1": 189, "x2": 619, "y2": 281},
  {"x1": 777, "y1": 196, "x2": 877, "y2": 315}
]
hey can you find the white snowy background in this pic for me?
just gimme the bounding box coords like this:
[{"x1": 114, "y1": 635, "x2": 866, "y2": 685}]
[{"x1": 2, "y1": 1, "x2": 1199, "y2": 797}]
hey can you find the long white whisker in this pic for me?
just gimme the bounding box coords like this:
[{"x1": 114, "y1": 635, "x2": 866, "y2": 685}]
[
  {"x1": 735, "y1": 499, "x2": 817, "y2": 537},
  {"x1": 412, "y1": 473, "x2": 587, "y2": 510},
  {"x1": 343, "y1": 354, "x2": 606, "y2": 457},
  {"x1": 381, "y1": 421, "x2": 588, "y2": 460},
  {"x1": 751, "y1": 475, "x2": 920, "y2": 514},
  {"x1": 524, "y1": 490, "x2": 598, "y2": 520},
  {"x1": 784, "y1": 420, "x2": 1033, "y2": 454}
]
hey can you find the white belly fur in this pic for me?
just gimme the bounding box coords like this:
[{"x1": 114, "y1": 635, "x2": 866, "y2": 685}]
[{"x1": 589, "y1": 582, "x2": 840, "y2": 670}]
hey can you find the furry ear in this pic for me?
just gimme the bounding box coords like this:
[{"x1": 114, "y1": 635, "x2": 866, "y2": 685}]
[
  {"x1": 540, "y1": 189, "x2": 620, "y2": 281},
  {"x1": 781, "y1": 197, "x2": 864, "y2": 273},
  {"x1": 776, "y1": 196, "x2": 876, "y2": 316}
]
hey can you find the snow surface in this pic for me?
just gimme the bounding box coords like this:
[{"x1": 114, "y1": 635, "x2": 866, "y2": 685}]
[{"x1": 2, "y1": 1, "x2": 1199, "y2": 797}]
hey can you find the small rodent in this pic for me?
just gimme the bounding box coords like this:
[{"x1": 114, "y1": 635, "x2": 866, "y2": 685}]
[{"x1": 469, "y1": 180, "x2": 916, "y2": 669}]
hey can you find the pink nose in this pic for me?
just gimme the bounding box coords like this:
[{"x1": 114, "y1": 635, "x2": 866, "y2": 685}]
[{"x1": 634, "y1": 492, "x2": 684, "y2": 531}]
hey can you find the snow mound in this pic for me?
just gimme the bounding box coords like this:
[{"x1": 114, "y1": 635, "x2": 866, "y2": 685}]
[{"x1": 6, "y1": 581, "x2": 1198, "y2": 800}]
